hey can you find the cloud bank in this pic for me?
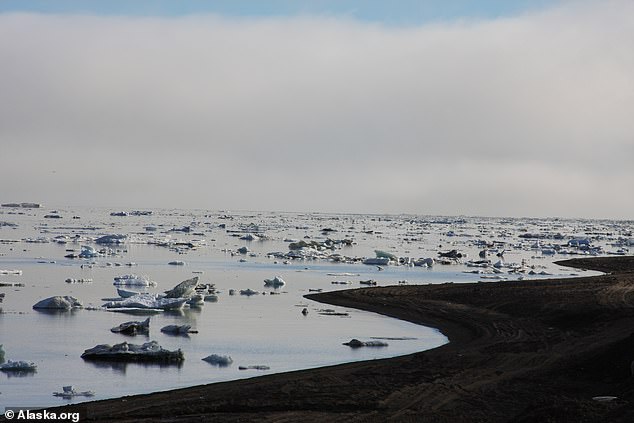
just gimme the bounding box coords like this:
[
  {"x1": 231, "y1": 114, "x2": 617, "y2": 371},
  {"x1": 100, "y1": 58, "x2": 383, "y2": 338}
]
[{"x1": 1, "y1": 1, "x2": 633, "y2": 218}]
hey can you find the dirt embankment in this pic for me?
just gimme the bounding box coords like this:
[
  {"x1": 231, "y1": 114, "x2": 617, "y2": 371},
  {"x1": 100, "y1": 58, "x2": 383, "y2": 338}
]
[{"x1": 8, "y1": 256, "x2": 634, "y2": 422}]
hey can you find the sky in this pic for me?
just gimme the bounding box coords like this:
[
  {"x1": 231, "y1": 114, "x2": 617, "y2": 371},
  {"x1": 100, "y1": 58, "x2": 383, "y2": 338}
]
[{"x1": 0, "y1": 1, "x2": 632, "y2": 219}]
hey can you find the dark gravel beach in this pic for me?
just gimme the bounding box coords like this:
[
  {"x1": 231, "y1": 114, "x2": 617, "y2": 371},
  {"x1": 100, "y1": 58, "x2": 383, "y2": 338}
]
[{"x1": 9, "y1": 256, "x2": 634, "y2": 422}]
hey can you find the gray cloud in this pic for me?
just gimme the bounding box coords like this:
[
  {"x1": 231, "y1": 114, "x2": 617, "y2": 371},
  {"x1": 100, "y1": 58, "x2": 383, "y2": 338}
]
[{"x1": 1, "y1": 2, "x2": 633, "y2": 218}]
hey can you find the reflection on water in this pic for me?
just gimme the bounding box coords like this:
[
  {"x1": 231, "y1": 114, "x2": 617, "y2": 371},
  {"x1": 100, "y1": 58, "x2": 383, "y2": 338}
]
[
  {"x1": 2, "y1": 370, "x2": 37, "y2": 379},
  {"x1": 82, "y1": 360, "x2": 128, "y2": 375},
  {"x1": 108, "y1": 309, "x2": 164, "y2": 316},
  {"x1": 32, "y1": 308, "x2": 81, "y2": 317},
  {"x1": 82, "y1": 359, "x2": 184, "y2": 373}
]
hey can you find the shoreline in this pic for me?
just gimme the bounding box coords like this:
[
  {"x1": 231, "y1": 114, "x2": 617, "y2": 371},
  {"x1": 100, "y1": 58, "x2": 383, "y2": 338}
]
[{"x1": 5, "y1": 256, "x2": 634, "y2": 422}]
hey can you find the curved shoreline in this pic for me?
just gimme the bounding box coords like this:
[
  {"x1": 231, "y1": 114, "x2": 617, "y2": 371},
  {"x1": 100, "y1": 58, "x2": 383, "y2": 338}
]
[{"x1": 6, "y1": 256, "x2": 634, "y2": 422}]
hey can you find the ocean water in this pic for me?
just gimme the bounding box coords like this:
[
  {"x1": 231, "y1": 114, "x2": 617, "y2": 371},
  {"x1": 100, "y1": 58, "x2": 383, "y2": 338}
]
[{"x1": 0, "y1": 207, "x2": 629, "y2": 408}]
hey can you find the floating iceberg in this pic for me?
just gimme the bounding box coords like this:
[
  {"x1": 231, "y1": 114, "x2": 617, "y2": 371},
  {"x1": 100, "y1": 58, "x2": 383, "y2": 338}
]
[
  {"x1": 363, "y1": 257, "x2": 389, "y2": 266},
  {"x1": 374, "y1": 250, "x2": 397, "y2": 260},
  {"x1": 111, "y1": 317, "x2": 150, "y2": 335},
  {"x1": 186, "y1": 294, "x2": 205, "y2": 307},
  {"x1": 414, "y1": 257, "x2": 434, "y2": 267},
  {"x1": 202, "y1": 354, "x2": 233, "y2": 366},
  {"x1": 164, "y1": 277, "x2": 199, "y2": 299},
  {"x1": 1, "y1": 202, "x2": 41, "y2": 208},
  {"x1": 438, "y1": 250, "x2": 463, "y2": 259},
  {"x1": 263, "y1": 276, "x2": 285, "y2": 288},
  {"x1": 53, "y1": 386, "x2": 95, "y2": 398},
  {"x1": 116, "y1": 287, "x2": 143, "y2": 298},
  {"x1": 65, "y1": 278, "x2": 93, "y2": 283},
  {"x1": 161, "y1": 325, "x2": 197, "y2": 335},
  {"x1": 343, "y1": 339, "x2": 388, "y2": 348},
  {"x1": 81, "y1": 341, "x2": 184, "y2": 363},
  {"x1": 113, "y1": 274, "x2": 157, "y2": 287},
  {"x1": 238, "y1": 365, "x2": 270, "y2": 371},
  {"x1": 1, "y1": 360, "x2": 37, "y2": 372},
  {"x1": 79, "y1": 245, "x2": 97, "y2": 258},
  {"x1": 95, "y1": 234, "x2": 127, "y2": 245},
  {"x1": 103, "y1": 294, "x2": 187, "y2": 311},
  {"x1": 33, "y1": 296, "x2": 82, "y2": 310}
]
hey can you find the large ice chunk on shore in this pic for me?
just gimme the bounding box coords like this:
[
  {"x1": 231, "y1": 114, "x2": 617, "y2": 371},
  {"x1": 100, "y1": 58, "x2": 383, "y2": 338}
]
[
  {"x1": 33, "y1": 296, "x2": 82, "y2": 310},
  {"x1": 81, "y1": 340, "x2": 183, "y2": 363}
]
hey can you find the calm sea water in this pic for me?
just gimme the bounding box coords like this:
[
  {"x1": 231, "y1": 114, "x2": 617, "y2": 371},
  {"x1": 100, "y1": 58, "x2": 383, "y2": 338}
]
[{"x1": 0, "y1": 207, "x2": 627, "y2": 408}]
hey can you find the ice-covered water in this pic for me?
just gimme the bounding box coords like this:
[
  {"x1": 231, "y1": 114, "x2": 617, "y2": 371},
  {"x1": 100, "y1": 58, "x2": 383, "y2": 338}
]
[{"x1": 0, "y1": 206, "x2": 630, "y2": 408}]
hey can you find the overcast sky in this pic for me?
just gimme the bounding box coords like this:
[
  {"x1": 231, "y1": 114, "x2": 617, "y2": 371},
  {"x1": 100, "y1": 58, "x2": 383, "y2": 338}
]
[{"x1": 0, "y1": 1, "x2": 632, "y2": 219}]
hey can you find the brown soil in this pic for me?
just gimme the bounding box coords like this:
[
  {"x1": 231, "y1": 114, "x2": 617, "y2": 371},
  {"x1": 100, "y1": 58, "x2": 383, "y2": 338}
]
[{"x1": 8, "y1": 256, "x2": 634, "y2": 422}]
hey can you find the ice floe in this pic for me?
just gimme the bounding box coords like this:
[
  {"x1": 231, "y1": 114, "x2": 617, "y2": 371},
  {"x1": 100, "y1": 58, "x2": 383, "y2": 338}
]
[
  {"x1": 113, "y1": 274, "x2": 157, "y2": 287},
  {"x1": 53, "y1": 386, "x2": 95, "y2": 398},
  {"x1": 81, "y1": 341, "x2": 183, "y2": 363},
  {"x1": 111, "y1": 317, "x2": 150, "y2": 335},
  {"x1": 33, "y1": 296, "x2": 83, "y2": 310},
  {"x1": 343, "y1": 339, "x2": 389, "y2": 348},
  {"x1": 1, "y1": 360, "x2": 37, "y2": 372},
  {"x1": 116, "y1": 287, "x2": 144, "y2": 298},
  {"x1": 202, "y1": 354, "x2": 233, "y2": 366},
  {"x1": 163, "y1": 277, "x2": 199, "y2": 298},
  {"x1": 161, "y1": 325, "x2": 197, "y2": 335},
  {"x1": 95, "y1": 234, "x2": 127, "y2": 245},
  {"x1": 263, "y1": 276, "x2": 286, "y2": 288},
  {"x1": 238, "y1": 365, "x2": 270, "y2": 371},
  {"x1": 103, "y1": 294, "x2": 187, "y2": 311}
]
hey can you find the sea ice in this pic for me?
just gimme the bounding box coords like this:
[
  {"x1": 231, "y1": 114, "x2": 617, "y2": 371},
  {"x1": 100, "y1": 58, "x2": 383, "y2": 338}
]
[
  {"x1": 81, "y1": 340, "x2": 184, "y2": 363},
  {"x1": 0, "y1": 360, "x2": 37, "y2": 372},
  {"x1": 113, "y1": 274, "x2": 157, "y2": 287},
  {"x1": 164, "y1": 276, "x2": 199, "y2": 298},
  {"x1": 263, "y1": 276, "x2": 286, "y2": 287},
  {"x1": 95, "y1": 234, "x2": 127, "y2": 245},
  {"x1": 343, "y1": 339, "x2": 389, "y2": 348},
  {"x1": 111, "y1": 317, "x2": 151, "y2": 335},
  {"x1": 102, "y1": 294, "x2": 187, "y2": 311},
  {"x1": 161, "y1": 325, "x2": 197, "y2": 335},
  {"x1": 33, "y1": 296, "x2": 83, "y2": 310},
  {"x1": 53, "y1": 386, "x2": 95, "y2": 398},
  {"x1": 116, "y1": 287, "x2": 143, "y2": 298},
  {"x1": 202, "y1": 354, "x2": 233, "y2": 366}
]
